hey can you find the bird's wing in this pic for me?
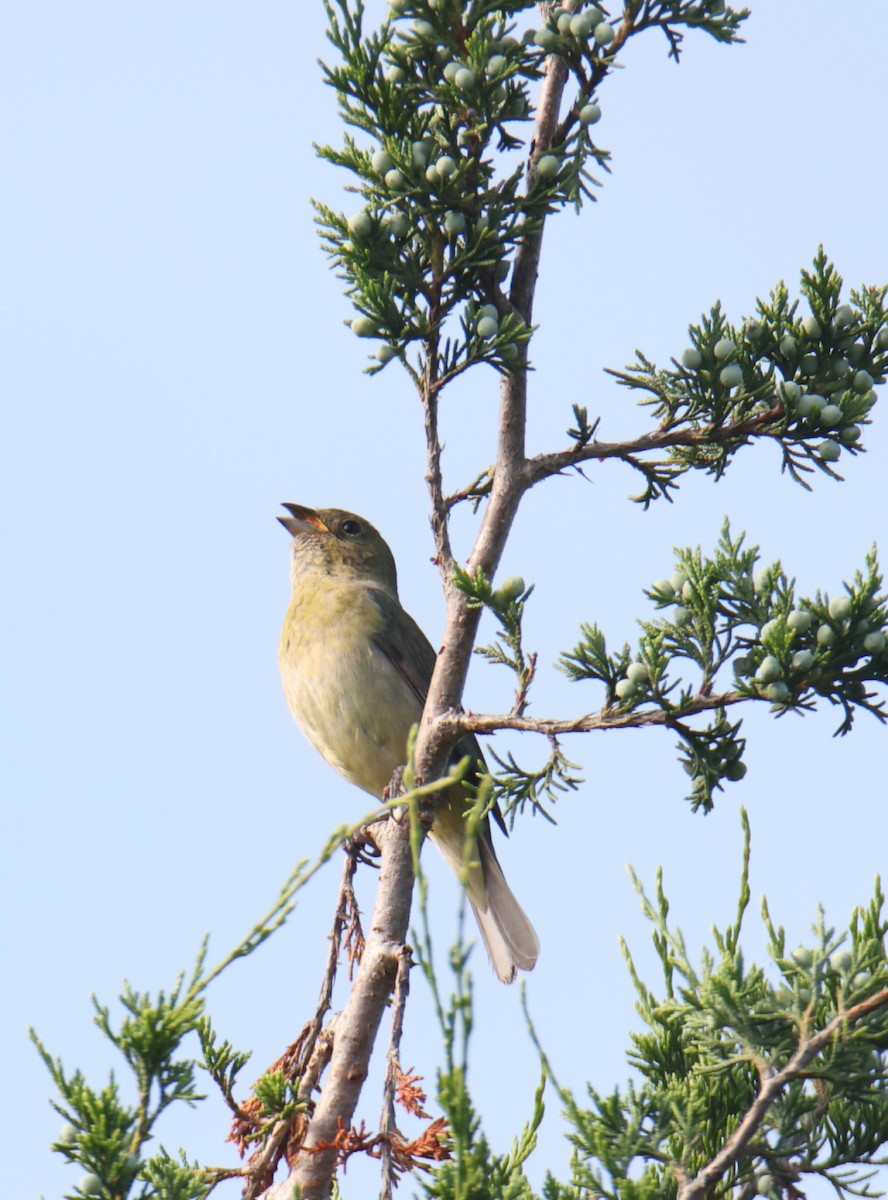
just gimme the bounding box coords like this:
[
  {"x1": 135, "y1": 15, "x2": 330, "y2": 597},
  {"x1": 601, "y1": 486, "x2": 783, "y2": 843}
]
[{"x1": 368, "y1": 587, "x2": 508, "y2": 837}]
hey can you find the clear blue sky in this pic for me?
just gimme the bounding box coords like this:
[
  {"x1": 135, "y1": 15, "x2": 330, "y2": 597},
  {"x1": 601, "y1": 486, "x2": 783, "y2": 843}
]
[{"x1": 4, "y1": 3, "x2": 887, "y2": 1197}]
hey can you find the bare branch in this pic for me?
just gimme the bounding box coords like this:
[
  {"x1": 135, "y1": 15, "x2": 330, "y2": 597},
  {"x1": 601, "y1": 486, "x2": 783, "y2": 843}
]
[
  {"x1": 677, "y1": 986, "x2": 888, "y2": 1200},
  {"x1": 416, "y1": 42, "x2": 576, "y2": 784},
  {"x1": 524, "y1": 407, "x2": 784, "y2": 488},
  {"x1": 380, "y1": 946, "x2": 413, "y2": 1200},
  {"x1": 445, "y1": 690, "x2": 743, "y2": 738},
  {"x1": 261, "y1": 811, "x2": 415, "y2": 1200}
]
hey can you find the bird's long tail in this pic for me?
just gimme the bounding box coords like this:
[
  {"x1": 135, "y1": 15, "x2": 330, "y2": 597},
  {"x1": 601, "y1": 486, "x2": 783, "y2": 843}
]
[{"x1": 430, "y1": 817, "x2": 540, "y2": 984}]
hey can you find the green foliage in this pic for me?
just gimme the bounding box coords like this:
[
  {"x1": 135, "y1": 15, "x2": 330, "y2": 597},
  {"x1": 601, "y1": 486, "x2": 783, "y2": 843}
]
[
  {"x1": 560, "y1": 521, "x2": 888, "y2": 811},
  {"x1": 607, "y1": 250, "x2": 887, "y2": 503},
  {"x1": 314, "y1": 0, "x2": 747, "y2": 384},
  {"x1": 487, "y1": 743, "x2": 583, "y2": 827},
  {"x1": 543, "y1": 814, "x2": 888, "y2": 1200}
]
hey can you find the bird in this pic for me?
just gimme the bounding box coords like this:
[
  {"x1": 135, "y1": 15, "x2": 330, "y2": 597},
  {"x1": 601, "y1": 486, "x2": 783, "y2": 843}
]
[{"x1": 277, "y1": 502, "x2": 539, "y2": 983}]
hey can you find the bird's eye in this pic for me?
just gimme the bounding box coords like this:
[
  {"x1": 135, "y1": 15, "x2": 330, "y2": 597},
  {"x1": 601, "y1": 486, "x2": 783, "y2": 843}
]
[{"x1": 341, "y1": 519, "x2": 362, "y2": 536}]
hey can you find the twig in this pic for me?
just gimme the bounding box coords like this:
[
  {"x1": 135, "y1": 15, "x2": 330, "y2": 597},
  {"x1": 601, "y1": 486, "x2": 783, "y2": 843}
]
[
  {"x1": 260, "y1": 809, "x2": 415, "y2": 1200},
  {"x1": 677, "y1": 986, "x2": 888, "y2": 1200},
  {"x1": 523, "y1": 408, "x2": 784, "y2": 488},
  {"x1": 415, "y1": 31, "x2": 576, "y2": 786},
  {"x1": 444, "y1": 689, "x2": 743, "y2": 738},
  {"x1": 380, "y1": 946, "x2": 413, "y2": 1200}
]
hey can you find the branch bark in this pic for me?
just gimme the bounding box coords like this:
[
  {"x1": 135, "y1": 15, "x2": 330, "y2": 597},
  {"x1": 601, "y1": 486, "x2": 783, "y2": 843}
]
[
  {"x1": 261, "y1": 812, "x2": 415, "y2": 1200},
  {"x1": 416, "y1": 43, "x2": 575, "y2": 784}
]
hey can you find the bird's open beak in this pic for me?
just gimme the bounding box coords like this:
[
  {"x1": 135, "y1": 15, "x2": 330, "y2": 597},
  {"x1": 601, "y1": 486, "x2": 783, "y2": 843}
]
[{"x1": 278, "y1": 503, "x2": 330, "y2": 538}]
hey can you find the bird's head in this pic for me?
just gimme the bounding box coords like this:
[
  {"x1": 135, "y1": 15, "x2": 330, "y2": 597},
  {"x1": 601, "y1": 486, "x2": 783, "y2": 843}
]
[{"x1": 278, "y1": 503, "x2": 398, "y2": 594}]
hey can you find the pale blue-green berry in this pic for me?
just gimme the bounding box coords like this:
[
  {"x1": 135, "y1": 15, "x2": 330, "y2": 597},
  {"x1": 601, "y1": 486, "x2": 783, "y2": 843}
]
[
  {"x1": 841, "y1": 424, "x2": 861, "y2": 443},
  {"x1": 58, "y1": 1123, "x2": 78, "y2": 1144},
  {"x1": 864, "y1": 630, "x2": 886, "y2": 652},
  {"x1": 557, "y1": 12, "x2": 574, "y2": 33},
  {"x1": 831, "y1": 357, "x2": 851, "y2": 377},
  {"x1": 778, "y1": 380, "x2": 801, "y2": 403},
  {"x1": 500, "y1": 342, "x2": 519, "y2": 360},
  {"x1": 853, "y1": 369, "x2": 873, "y2": 392},
  {"x1": 351, "y1": 315, "x2": 379, "y2": 337},
  {"x1": 455, "y1": 66, "x2": 476, "y2": 90},
  {"x1": 847, "y1": 342, "x2": 866, "y2": 363},
  {"x1": 755, "y1": 655, "x2": 782, "y2": 682},
  {"x1": 681, "y1": 580, "x2": 694, "y2": 602},
  {"x1": 779, "y1": 335, "x2": 797, "y2": 356},
  {"x1": 753, "y1": 567, "x2": 769, "y2": 592},
  {"x1": 443, "y1": 61, "x2": 460, "y2": 82},
  {"x1": 733, "y1": 654, "x2": 753, "y2": 676},
  {"x1": 372, "y1": 149, "x2": 394, "y2": 174},
  {"x1": 792, "y1": 946, "x2": 814, "y2": 969},
  {"x1": 384, "y1": 168, "x2": 406, "y2": 190},
  {"x1": 487, "y1": 54, "x2": 507, "y2": 75},
  {"x1": 478, "y1": 303, "x2": 498, "y2": 321},
  {"x1": 536, "y1": 154, "x2": 560, "y2": 179},
  {"x1": 819, "y1": 439, "x2": 841, "y2": 461},
  {"x1": 347, "y1": 211, "x2": 373, "y2": 238},
  {"x1": 571, "y1": 12, "x2": 594, "y2": 36},
  {"x1": 802, "y1": 315, "x2": 821, "y2": 338},
  {"x1": 796, "y1": 392, "x2": 822, "y2": 418},
  {"x1": 791, "y1": 649, "x2": 815, "y2": 671},
  {"x1": 386, "y1": 65, "x2": 407, "y2": 83},
  {"x1": 534, "y1": 28, "x2": 558, "y2": 48},
  {"x1": 477, "y1": 315, "x2": 499, "y2": 339},
  {"x1": 79, "y1": 1176, "x2": 103, "y2": 1197},
  {"x1": 579, "y1": 102, "x2": 601, "y2": 125},
  {"x1": 411, "y1": 141, "x2": 429, "y2": 166},
  {"x1": 615, "y1": 678, "x2": 637, "y2": 700},
  {"x1": 413, "y1": 19, "x2": 436, "y2": 37},
  {"x1": 436, "y1": 155, "x2": 457, "y2": 177},
  {"x1": 787, "y1": 609, "x2": 814, "y2": 632},
  {"x1": 876, "y1": 328, "x2": 888, "y2": 350},
  {"x1": 386, "y1": 212, "x2": 409, "y2": 236},
  {"x1": 834, "y1": 304, "x2": 854, "y2": 327},
  {"x1": 760, "y1": 618, "x2": 778, "y2": 640},
  {"x1": 587, "y1": 5, "x2": 604, "y2": 22},
  {"x1": 766, "y1": 681, "x2": 791, "y2": 703},
  {"x1": 425, "y1": 164, "x2": 440, "y2": 184},
  {"x1": 850, "y1": 971, "x2": 872, "y2": 991},
  {"x1": 800, "y1": 354, "x2": 818, "y2": 375},
  {"x1": 725, "y1": 760, "x2": 747, "y2": 781},
  {"x1": 830, "y1": 949, "x2": 853, "y2": 973},
  {"x1": 828, "y1": 595, "x2": 852, "y2": 621},
  {"x1": 670, "y1": 570, "x2": 688, "y2": 591},
  {"x1": 720, "y1": 364, "x2": 743, "y2": 387},
  {"x1": 497, "y1": 576, "x2": 525, "y2": 601},
  {"x1": 816, "y1": 624, "x2": 836, "y2": 646},
  {"x1": 595, "y1": 21, "x2": 615, "y2": 44},
  {"x1": 653, "y1": 578, "x2": 675, "y2": 598},
  {"x1": 626, "y1": 661, "x2": 650, "y2": 684},
  {"x1": 713, "y1": 337, "x2": 735, "y2": 360},
  {"x1": 444, "y1": 211, "x2": 466, "y2": 234},
  {"x1": 708, "y1": 0, "x2": 726, "y2": 13},
  {"x1": 819, "y1": 404, "x2": 842, "y2": 427},
  {"x1": 376, "y1": 344, "x2": 397, "y2": 363},
  {"x1": 495, "y1": 259, "x2": 511, "y2": 281},
  {"x1": 681, "y1": 347, "x2": 702, "y2": 369},
  {"x1": 672, "y1": 605, "x2": 691, "y2": 626}
]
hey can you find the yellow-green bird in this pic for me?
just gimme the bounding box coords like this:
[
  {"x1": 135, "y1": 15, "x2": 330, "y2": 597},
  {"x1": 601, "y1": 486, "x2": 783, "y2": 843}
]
[{"x1": 277, "y1": 503, "x2": 539, "y2": 983}]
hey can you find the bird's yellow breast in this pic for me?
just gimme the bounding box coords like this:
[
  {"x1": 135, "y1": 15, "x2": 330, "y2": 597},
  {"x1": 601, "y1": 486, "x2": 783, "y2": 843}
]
[{"x1": 278, "y1": 577, "x2": 423, "y2": 798}]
